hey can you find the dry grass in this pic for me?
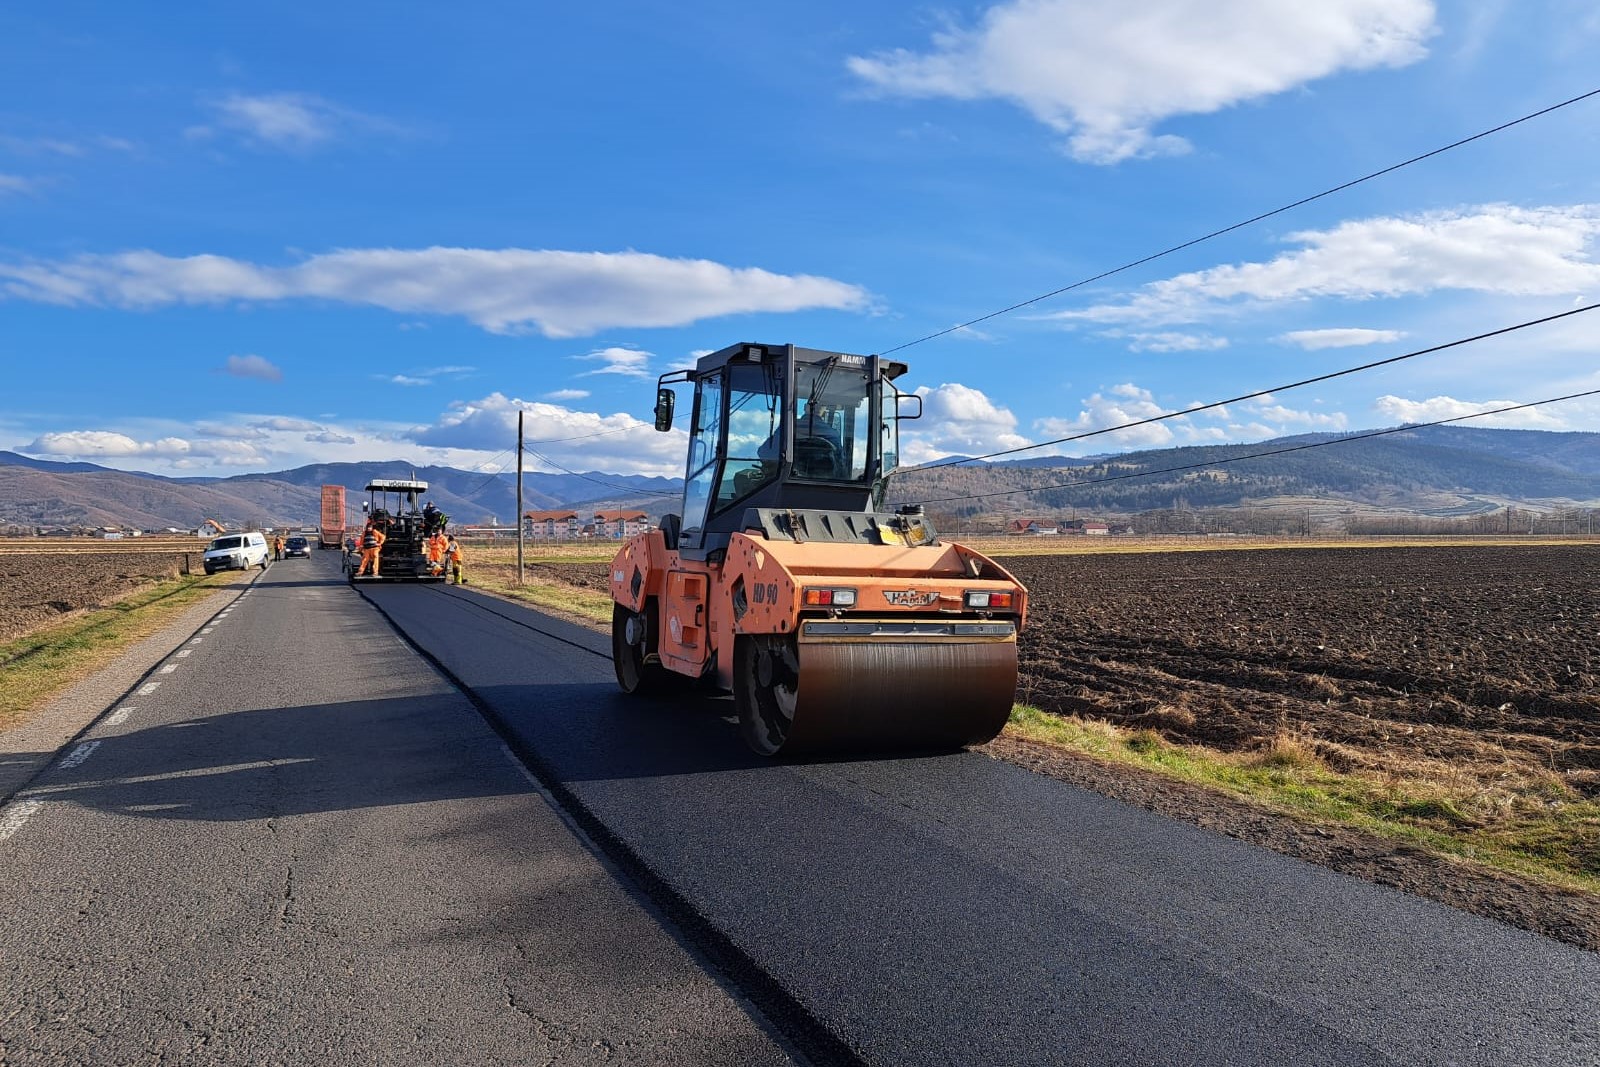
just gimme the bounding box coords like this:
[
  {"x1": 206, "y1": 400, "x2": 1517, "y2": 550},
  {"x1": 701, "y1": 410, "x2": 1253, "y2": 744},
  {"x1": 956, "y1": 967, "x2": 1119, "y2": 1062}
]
[
  {"x1": 0, "y1": 572, "x2": 244, "y2": 731},
  {"x1": 458, "y1": 542, "x2": 619, "y2": 565},
  {"x1": 462, "y1": 562, "x2": 614, "y2": 625},
  {"x1": 1005, "y1": 707, "x2": 1600, "y2": 890}
]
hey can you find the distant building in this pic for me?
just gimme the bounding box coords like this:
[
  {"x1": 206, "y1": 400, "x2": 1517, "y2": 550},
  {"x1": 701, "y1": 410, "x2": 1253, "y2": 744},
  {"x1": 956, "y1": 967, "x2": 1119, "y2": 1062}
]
[
  {"x1": 1007, "y1": 518, "x2": 1058, "y2": 536},
  {"x1": 524, "y1": 510, "x2": 583, "y2": 540},
  {"x1": 593, "y1": 510, "x2": 650, "y2": 539},
  {"x1": 1060, "y1": 519, "x2": 1110, "y2": 536}
]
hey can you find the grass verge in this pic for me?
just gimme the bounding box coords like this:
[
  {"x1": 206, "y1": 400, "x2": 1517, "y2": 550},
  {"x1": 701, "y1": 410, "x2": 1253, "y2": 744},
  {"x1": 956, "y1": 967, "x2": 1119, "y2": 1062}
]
[
  {"x1": 0, "y1": 573, "x2": 239, "y2": 731},
  {"x1": 1006, "y1": 705, "x2": 1600, "y2": 893},
  {"x1": 462, "y1": 564, "x2": 613, "y2": 626}
]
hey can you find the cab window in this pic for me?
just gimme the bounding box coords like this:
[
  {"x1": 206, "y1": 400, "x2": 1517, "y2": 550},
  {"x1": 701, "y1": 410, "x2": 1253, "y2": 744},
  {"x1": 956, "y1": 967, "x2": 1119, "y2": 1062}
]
[{"x1": 715, "y1": 361, "x2": 782, "y2": 511}]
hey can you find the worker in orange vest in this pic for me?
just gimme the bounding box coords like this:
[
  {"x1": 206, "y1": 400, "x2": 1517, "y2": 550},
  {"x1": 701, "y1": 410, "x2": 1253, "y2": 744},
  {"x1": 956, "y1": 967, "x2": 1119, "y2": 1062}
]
[
  {"x1": 425, "y1": 530, "x2": 447, "y2": 576},
  {"x1": 445, "y1": 535, "x2": 465, "y2": 585},
  {"x1": 272, "y1": 535, "x2": 284, "y2": 560},
  {"x1": 357, "y1": 522, "x2": 385, "y2": 577}
]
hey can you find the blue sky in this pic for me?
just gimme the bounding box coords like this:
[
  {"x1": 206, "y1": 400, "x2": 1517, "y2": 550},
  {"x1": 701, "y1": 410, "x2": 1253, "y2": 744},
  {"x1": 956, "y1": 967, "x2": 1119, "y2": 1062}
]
[{"x1": 3, "y1": 1, "x2": 1598, "y2": 480}]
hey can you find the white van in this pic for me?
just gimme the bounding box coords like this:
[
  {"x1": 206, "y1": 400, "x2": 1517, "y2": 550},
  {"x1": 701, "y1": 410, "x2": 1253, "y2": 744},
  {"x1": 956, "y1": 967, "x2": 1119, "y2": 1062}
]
[{"x1": 203, "y1": 531, "x2": 270, "y2": 574}]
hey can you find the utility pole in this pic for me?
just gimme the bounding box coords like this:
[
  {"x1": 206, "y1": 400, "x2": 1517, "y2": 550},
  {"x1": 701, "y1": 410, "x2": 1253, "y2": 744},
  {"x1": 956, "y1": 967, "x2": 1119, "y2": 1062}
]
[{"x1": 516, "y1": 409, "x2": 525, "y2": 586}]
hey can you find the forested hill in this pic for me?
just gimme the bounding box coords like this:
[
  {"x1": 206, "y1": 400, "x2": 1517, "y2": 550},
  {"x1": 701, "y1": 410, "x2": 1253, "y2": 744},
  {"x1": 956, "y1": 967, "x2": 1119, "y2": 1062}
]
[{"x1": 886, "y1": 426, "x2": 1600, "y2": 518}]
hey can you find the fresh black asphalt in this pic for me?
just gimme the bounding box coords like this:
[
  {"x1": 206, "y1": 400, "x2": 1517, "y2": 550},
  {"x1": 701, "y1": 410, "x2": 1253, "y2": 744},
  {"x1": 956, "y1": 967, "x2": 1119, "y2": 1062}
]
[{"x1": 365, "y1": 576, "x2": 1600, "y2": 1067}]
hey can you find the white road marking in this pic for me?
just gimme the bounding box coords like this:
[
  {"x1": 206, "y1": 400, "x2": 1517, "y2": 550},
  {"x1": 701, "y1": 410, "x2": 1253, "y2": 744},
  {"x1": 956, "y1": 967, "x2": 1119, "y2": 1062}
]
[
  {"x1": 0, "y1": 799, "x2": 42, "y2": 843},
  {"x1": 105, "y1": 706, "x2": 134, "y2": 726},
  {"x1": 158, "y1": 664, "x2": 178, "y2": 674},
  {"x1": 59, "y1": 741, "x2": 100, "y2": 770},
  {"x1": 137, "y1": 682, "x2": 161, "y2": 696},
  {"x1": 201, "y1": 627, "x2": 215, "y2": 634},
  {"x1": 175, "y1": 649, "x2": 192, "y2": 658},
  {"x1": 189, "y1": 637, "x2": 203, "y2": 644}
]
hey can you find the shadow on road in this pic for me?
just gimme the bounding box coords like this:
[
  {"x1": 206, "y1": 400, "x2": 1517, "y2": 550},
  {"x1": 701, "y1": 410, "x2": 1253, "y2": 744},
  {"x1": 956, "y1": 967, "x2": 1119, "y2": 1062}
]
[{"x1": 29, "y1": 695, "x2": 529, "y2": 821}]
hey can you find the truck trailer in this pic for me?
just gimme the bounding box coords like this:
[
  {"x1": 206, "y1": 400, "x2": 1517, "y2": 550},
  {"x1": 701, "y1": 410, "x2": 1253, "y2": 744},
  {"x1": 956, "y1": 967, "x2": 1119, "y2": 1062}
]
[{"x1": 319, "y1": 484, "x2": 346, "y2": 549}]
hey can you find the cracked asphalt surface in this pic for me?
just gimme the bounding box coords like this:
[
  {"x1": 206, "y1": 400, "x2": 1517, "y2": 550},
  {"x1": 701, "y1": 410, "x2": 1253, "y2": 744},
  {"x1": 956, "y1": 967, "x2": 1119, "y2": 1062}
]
[{"x1": 0, "y1": 556, "x2": 792, "y2": 1066}]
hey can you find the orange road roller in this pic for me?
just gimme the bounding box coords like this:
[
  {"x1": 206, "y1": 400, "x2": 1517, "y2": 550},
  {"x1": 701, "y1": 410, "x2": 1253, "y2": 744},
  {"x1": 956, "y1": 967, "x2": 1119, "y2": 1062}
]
[{"x1": 609, "y1": 342, "x2": 1028, "y2": 755}]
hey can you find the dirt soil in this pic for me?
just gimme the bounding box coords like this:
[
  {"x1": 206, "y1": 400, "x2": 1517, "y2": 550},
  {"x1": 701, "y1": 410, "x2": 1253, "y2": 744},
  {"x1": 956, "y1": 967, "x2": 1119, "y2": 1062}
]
[
  {"x1": 1001, "y1": 546, "x2": 1599, "y2": 798},
  {"x1": 0, "y1": 551, "x2": 194, "y2": 646},
  {"x1": 539, "y1": 545, "x2": 1600, "y2": 950}
]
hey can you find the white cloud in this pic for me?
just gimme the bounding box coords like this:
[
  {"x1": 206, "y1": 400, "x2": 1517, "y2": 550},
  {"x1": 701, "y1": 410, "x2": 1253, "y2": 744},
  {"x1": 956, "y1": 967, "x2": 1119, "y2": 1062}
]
[
  {"x1": 902, "y1": 382, "x2": 1031, "y2": 463},
  {"x1": 1025, "y1": 383, "x2": 1355, "y2": 456},
  {"x1": 1034, "y1": 384, "x2": 1176, "y2": 449},
  {"x1": 304, "y1": 430, "x2": 356, "y2": 444},
  {"x1": 383, "y1": 375, "x2": 432, "y2": 386},
  {"x1": 250, "y1": 416, "x2": 321, "y2": 432},
  {"x1": 577, "y1": 346, "x2": 652, "y2": 377},
  {"x1": 1374, "y1": 393, "x2": 1572, "y2": 429},
  {"x1": 410, "y1": 393, "x2": 684, "y2": 476},
  {"x1": 22, "y1": 430, "x2": 265, "y2": 467},
  {"x1": 0, "y1": 134, "x2": 136, "y2": 157},
  {"x1": 1245, "y1": 401, "x2": 1348, "y2": 428},
  {"x1": 0, "y1": 246, "x2": 870, "y2": 337},
  {"x1": 223, "y1": 354, "x2": 282, "y2": 381},
  {"x1": 199, "y1": 92, "x2": 399, "y2": 151},
  {"x1": 1054, "y1": 205, "x2": 1600, "y2": 324},
  {"x1": 1278, "y1": 327, "x2": 1403, "y2": 349},
  {"x1": 0, "y1": 174, "x2": 36, "y2": 196},
  {"x1": 1122, "y1": 331, "x2": 1228, "y2": 353},
  {"x1": 26, "y1": 431, "x2": 191, "y2": 458},
  {"x1": 545, "y1": 389, "x2": 591, "y2": 401},
  {"x1": 848, "y1": 0, "x2": 1434, "y2": 163},
  {"x1": 215, "y1": 93, "x2": 331, "y2": 146}
]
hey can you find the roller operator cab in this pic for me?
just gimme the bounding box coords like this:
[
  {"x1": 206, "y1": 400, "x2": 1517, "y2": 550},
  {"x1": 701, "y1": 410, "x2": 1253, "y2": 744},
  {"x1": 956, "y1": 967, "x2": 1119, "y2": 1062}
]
[{"x1": 609, "y1": 342, "x2": 1029, "y2": 756}]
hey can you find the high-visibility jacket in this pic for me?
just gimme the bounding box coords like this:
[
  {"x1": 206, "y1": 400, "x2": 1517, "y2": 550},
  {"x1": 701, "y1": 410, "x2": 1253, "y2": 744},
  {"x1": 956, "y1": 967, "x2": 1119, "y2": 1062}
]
[
  {"x1": 445, "y1": 541, "x2": 463, "y2": 564},
  {"x1": 361, "y1": 528, "x2": 385, "y2": 550}
]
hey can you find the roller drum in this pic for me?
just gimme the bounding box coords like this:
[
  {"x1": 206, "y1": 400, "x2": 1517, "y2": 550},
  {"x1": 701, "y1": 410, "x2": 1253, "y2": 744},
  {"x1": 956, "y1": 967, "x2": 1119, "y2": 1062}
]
[{"x1": 736, "y1": 623, "x2": 1017, "y2": 755}]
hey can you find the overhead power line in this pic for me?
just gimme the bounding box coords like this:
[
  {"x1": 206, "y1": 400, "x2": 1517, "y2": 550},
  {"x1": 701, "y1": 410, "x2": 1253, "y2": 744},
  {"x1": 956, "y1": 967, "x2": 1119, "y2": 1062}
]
[
  {"x1": 464, "y1": 450, "x2": 515, "y2": 496},
  {"x1": 881, "y1": 87, "x2": 1600, "y2": 356},
  {"x1": 894, "y1": 301, "x2": 1600, "y2": 476},
  {"x1": 902, "y1": 388, "x2": 1600, "y2": 507},
  {"x1": 523, "y1": 446, "x2": 678, "y2": 499}
]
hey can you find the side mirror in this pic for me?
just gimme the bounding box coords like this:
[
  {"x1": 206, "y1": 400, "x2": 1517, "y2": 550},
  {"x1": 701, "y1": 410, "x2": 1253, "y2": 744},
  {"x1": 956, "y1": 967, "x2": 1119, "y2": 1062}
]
[
  {"x1": 896, "y1": 393, "x2": 924, "y2": 421},
  {"x1": 654, "y1": 388, "x2": 676, "y2": 432},
  {"x1": 362, "y1": 502, "x2": 370, "y2": 513}
]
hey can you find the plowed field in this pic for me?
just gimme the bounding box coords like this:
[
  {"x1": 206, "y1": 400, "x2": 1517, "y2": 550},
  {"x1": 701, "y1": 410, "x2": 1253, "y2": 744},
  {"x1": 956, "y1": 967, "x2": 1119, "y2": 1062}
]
[
  {"x1": 538, "y1": 541, "x2": 1599, "y2": 817},
  {"x1": 0, "y1": 551, "x2": 195, "y2": 645},
  {"x1": 1002, "y1": 545, "x2": 1600, "y2": 799}
]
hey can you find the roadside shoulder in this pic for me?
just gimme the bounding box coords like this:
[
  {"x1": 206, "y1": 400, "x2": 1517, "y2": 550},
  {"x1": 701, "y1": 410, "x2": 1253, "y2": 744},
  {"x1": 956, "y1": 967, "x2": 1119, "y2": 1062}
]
[{"x1": 0, "y1": 584, "x2": 244, "y2": 801}]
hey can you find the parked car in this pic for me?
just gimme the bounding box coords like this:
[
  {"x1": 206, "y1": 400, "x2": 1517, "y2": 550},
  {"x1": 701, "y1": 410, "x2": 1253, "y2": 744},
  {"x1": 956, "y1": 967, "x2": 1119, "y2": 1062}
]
[
  {"x1": 203, "y1": 531, "x2": 270, "y2": 573},
  {"x1": 283, "y1": 535, "x2": 311, "y2": 558}
]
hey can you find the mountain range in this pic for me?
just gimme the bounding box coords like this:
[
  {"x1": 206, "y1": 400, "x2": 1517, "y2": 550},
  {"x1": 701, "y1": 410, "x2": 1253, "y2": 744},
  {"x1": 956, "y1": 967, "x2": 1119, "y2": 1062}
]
[
  {"x1": 3, "y1": 425, "x2": 1599, "y2": 531},
  {"x1": 0, "y1": 452, "x2": 678, "y2": 531},
  {"x1": 888, "y1": 426, "x2": 1600, "y2": 520}
]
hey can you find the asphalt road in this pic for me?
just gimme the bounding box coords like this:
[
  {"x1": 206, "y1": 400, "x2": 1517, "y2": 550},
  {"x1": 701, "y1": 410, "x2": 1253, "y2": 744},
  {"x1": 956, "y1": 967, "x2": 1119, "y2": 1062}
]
[
  {"x1": 0, "y1": 555, "x2": 792, "y2": 1065},
  {"x1": 4, "y1": 556, "x2": 1598, "y2": 1065},
  {"x1": 362, "y1": 576, "x2": 1600, "y2": 1067}
]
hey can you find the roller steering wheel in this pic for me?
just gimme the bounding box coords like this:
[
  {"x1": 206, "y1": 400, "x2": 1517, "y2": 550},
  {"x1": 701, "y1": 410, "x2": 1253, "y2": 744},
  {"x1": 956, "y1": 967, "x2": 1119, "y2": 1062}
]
[{"x1": 795, "y1": 436, "x2": 843, "y2": 479}]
